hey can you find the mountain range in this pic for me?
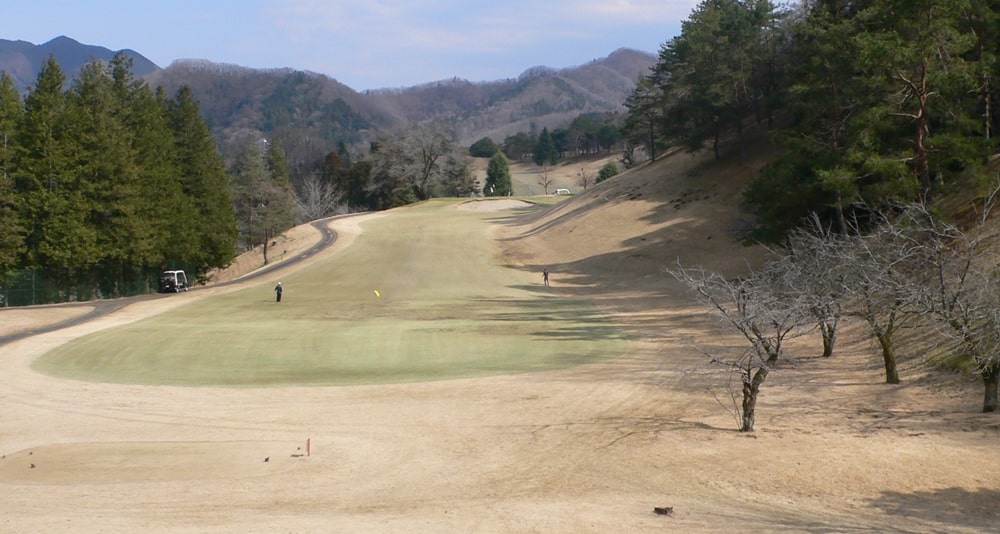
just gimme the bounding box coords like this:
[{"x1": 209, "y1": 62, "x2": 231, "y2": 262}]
[
  {"x1": 1, "y1": 35, "x2": 655, "y2": 168},
  {"x1": 0, "y1": 36, "x2": 158, "y2": 89}
]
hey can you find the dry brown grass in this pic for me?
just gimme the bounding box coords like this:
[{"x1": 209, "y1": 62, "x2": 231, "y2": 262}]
[{"x1": 0, "y1": 146, "x2": 997, "y2": 532}]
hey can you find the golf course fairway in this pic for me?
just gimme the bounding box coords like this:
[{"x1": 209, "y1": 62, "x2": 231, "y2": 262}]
[{"x1": 31, "y1": 199, "x2": 629, "y2": 386}]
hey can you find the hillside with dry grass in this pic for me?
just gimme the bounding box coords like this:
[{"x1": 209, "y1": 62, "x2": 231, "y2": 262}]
[{"x1": 2, "y1": 142, "x2": 999, "y2": 532}]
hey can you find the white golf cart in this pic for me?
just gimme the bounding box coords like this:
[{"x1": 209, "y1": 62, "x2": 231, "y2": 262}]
[{"x1": 159, "y1": 270, "x2": 189, "y2": 293}]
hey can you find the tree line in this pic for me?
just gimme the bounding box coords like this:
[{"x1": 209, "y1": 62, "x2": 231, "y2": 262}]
[
  {"x1": 5, "y1": 49, "x2": 621, "y2": 301},
  {"x1": 641, "y1": 0, "x2": 1000, "y2": 429},
  {"x1": 300, "y1": 124, "x2": 479, "y2": 213},
  {"x1": 469, "y1": 112, "x2": 623, "y2": 162},
  {"x1": 624, "y1": 0, "x2": 1000, "y2": 242},
  {"x1": 0, "y1": 54, "x2": 238, "y2": 300},
  {"x1": 298, "y1": 108, "x2": 627, "y2": 212}
]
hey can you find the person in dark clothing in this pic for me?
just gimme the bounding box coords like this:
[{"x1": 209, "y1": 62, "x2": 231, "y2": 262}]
[
  {"x1": 543, "y1": 267, "x2": 550, "y2": 287},
  {"x1": 275, "y1": 281, "x2": 283, "y2": 302}
]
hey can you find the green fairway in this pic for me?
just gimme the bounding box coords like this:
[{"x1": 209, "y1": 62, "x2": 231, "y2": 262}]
[{"x1": 33, "y1": 200, "x2": 629, "y2": 386}]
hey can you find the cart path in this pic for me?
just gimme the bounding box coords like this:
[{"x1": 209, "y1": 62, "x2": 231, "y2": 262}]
[{"x1": 0, "y1": 218, "x2": 337, "y2": 347}]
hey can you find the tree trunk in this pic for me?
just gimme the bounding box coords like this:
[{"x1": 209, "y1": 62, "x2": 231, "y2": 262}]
[
  {"x1": 262, "y1": 228, "x2": 272, "y2": 266},
  {"x1": 876, "y1": 333, "x2": 900, "y2": 384},
  {"x1": 647, "y1": 124, "x2": 656, "y2": 162},
  {"x1": 983, "y1": 362, "x2": 999, "y2": 413},
  {"x1": 901, "y1": 60, "x2": 932, "y2": 203},
  {"x1": 740, "y1": 366, "x2": 769, "y2": 432},
  {"x1": 821, "y1": 319, "x2": 837, "y2": 358},
  {"x1": 834, "y1": 190, "x2": 847, "y2": 236}
]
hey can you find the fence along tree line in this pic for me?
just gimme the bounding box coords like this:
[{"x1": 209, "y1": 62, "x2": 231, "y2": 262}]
[{"x1": 0, "y1": 53, "x2": 238, "y2": 303}]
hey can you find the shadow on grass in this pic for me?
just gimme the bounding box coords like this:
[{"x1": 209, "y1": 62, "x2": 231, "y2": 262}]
[
  {"x1": 469, "y1": 295, "x2": 629, "y2": 344},
  {"x1": 864, "y1": 487, "x2": 1000, "y2": 531}
]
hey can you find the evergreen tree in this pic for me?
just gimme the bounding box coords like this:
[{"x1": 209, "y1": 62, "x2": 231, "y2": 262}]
[
  {"x1": 16, "y1": 55, "x2": 100, "y2": 292},
  {"x1": 366, "y1": 137, "x2": 417, "y2": 210},
  {"x1": 597, "y1": 161, "x2": 619, "y2": 183},
  {"x1": 345, "y1": 158, "x2": 373, "y2": 208},
  {"x1": 853, "y1": 0, "x2": 982, "y2": 204},
  {"x1": 0, "y1": 72, "x2": 19, "y2": 184},
  {"x1": 442, "y1": 154, "x2": 478, "y2": 197},
  {"x1": 484, "y1": 151, "x2": 512, "y2": 196},
  {"x1": 469, "y1": 136, "x2": 498, "y2": 157},
  {"x1": 232, "y1": 138, "x2": 270, "y2": 253},
  {"x1": 533, "y1": 127, "x2": 558, "y2": 167},
  {"x1": 321, "y1": 148, "x2": 349, "y2": 195},
  {"x1": 0, "y1": 73, "x2": 24, "y2": 275},
  {"x1": 129, "y1": 81, "x2": 183, "y2": 272},
  {"x1": 744, "y1": 1, "x2": 878, "y2": 239},
  {"x1": 232, "y1": 137, "x2": 297, "y2": 263},
  {"x1": 624, "y1": 74, "x2": 665, "y2": 162},
  {"x1": 502, "y1": 132, "x2": 535, "y2": 161},
  {"x1": 261, "y1": 138, "x2": 298, "y2": 263},
  {"x1": 166, "y1": 85, "x2": 237, "y2": 273},
  {"x1": 109, "y1": 53, "x2": 179, "y2": 273},
  {"x1": 741, "y1": 0, "x2": 993, "y2": 240},
  {"x1": 67, "y1": 57, "x2": 154, "y2": 293}
]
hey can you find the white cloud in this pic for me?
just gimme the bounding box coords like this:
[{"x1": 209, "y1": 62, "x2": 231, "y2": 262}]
[
  {"x1": 256, "y1": 0, "x2": 699, "y2": 88},
  {"x1": 572, "y1": 0, "x2": 698, "y2": 20}
]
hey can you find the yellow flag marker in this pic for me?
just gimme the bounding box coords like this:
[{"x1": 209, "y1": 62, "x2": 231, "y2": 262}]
[{"x1": 373, "y1": 289, "x2": 381, "y2": 298}]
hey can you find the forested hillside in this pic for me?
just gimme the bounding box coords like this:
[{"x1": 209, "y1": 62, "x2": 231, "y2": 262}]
[
  {"x1": 144, "y1": 48, "x2": 655, "y2": 169},
  {"x1": 615, "y1": 0, "x2": 1000, "y2": 418},
  {"x1": 621, "y1": 0, "x2": 998, "y2": 241}
]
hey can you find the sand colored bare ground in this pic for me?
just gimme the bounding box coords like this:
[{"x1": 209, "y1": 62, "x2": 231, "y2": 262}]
[
  {"x1": 0, "y1": 304, "x2": 95, "y2": 338},
  {"x1": 0, "y1": 151, "x2": 998, "y2": 533}
]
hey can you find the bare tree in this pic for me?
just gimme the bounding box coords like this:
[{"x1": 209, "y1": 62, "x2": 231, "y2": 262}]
[
  {"x1": 409, "y1": 124, "x2": 454, "y2": 200},
  {"x1": 295, "y1": 171, "x2": 345, "y2": 221},
  {"x1": 537, "y1": 170, "x2": 553, "y2": 195},
  {"x1": 902, "y1": 194, "x2": 1000, "y2": 412},
  {"x1": 838, "y1": 217, "x2": 923, "y2": 384},
  {"x1": 784, "y1": 215, "x2": 848, "y2": 358},
  {"x1": 669, "y1": 260, "x2": 808, "y2": 431},
  {"x1": 577, "y1": 167, "x2": 592, "y2": 191}
]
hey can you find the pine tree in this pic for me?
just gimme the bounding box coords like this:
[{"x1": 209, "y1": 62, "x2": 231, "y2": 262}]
[
  {"x1": 232, "y1": 137, "x2": 297, "y2": 262},
  {"x1": 533, "y1": 127, "x2": 558, "y2": 167},
  {"x1": 17, "y1": 55, "x2": 100, "y2": 291},
  {"x1": 261, "y1": 138, "x2": 297, "y2": 264},
  {"x1": 166, "y1": 86, "x2": 238, "y2": 273},
  {"x1": 0, "y1": 72, "x2": 23, "y2": 274},
  {"x1": 484, "y1": 151, "x2": 512, "y2": 196},
  {"x1": 624, "y1": 74, "x2": 665, "y2": 162},
  {"x1": 68, "y1": 57, "x2": 152, "y2": 293},
  {"x1": 852, "y1": 0, "x2": 981, "y2": 203}
]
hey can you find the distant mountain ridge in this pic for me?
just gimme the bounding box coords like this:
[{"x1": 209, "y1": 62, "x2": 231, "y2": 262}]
[
  {"x1": 0, "y1": 35, "x2": 159, "y2": 90},
  {"x1": 144, "y1": 47, "x2": 655, "y2": 166},
  {"x1": 0, "y1": 36, "x2": 655, "y2": 169}
]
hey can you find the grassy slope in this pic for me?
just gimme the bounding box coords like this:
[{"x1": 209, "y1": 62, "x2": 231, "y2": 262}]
[{"x1": 32, "y1": 200, "x2": 628, "y2": 386}]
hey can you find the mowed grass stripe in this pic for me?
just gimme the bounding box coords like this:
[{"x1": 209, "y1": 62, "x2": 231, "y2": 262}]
[{"x1": 32, "y1": 200, "x2": 628, "y2": 386}]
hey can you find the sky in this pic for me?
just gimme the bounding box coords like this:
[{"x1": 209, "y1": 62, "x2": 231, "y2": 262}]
[{"x1": 2, "y1": 0, "x2": 699, "y2": 91}]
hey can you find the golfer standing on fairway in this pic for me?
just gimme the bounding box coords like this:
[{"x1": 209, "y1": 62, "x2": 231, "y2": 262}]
[{"x1": 275, "y1": 281, "x2": 283, "y2": 302}]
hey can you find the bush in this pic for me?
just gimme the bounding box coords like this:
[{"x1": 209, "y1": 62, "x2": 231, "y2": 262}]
[
  {"x1": 469, "y1": 137, "x2": 499, "y2": 158},
  {"x1": 597, "y1": 161, "x2": 620, "y2": 183}
]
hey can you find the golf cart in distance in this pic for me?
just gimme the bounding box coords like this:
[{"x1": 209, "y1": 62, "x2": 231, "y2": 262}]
[{"x1": 159, "y1": 270, "x2": 189, "y2": 293}]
